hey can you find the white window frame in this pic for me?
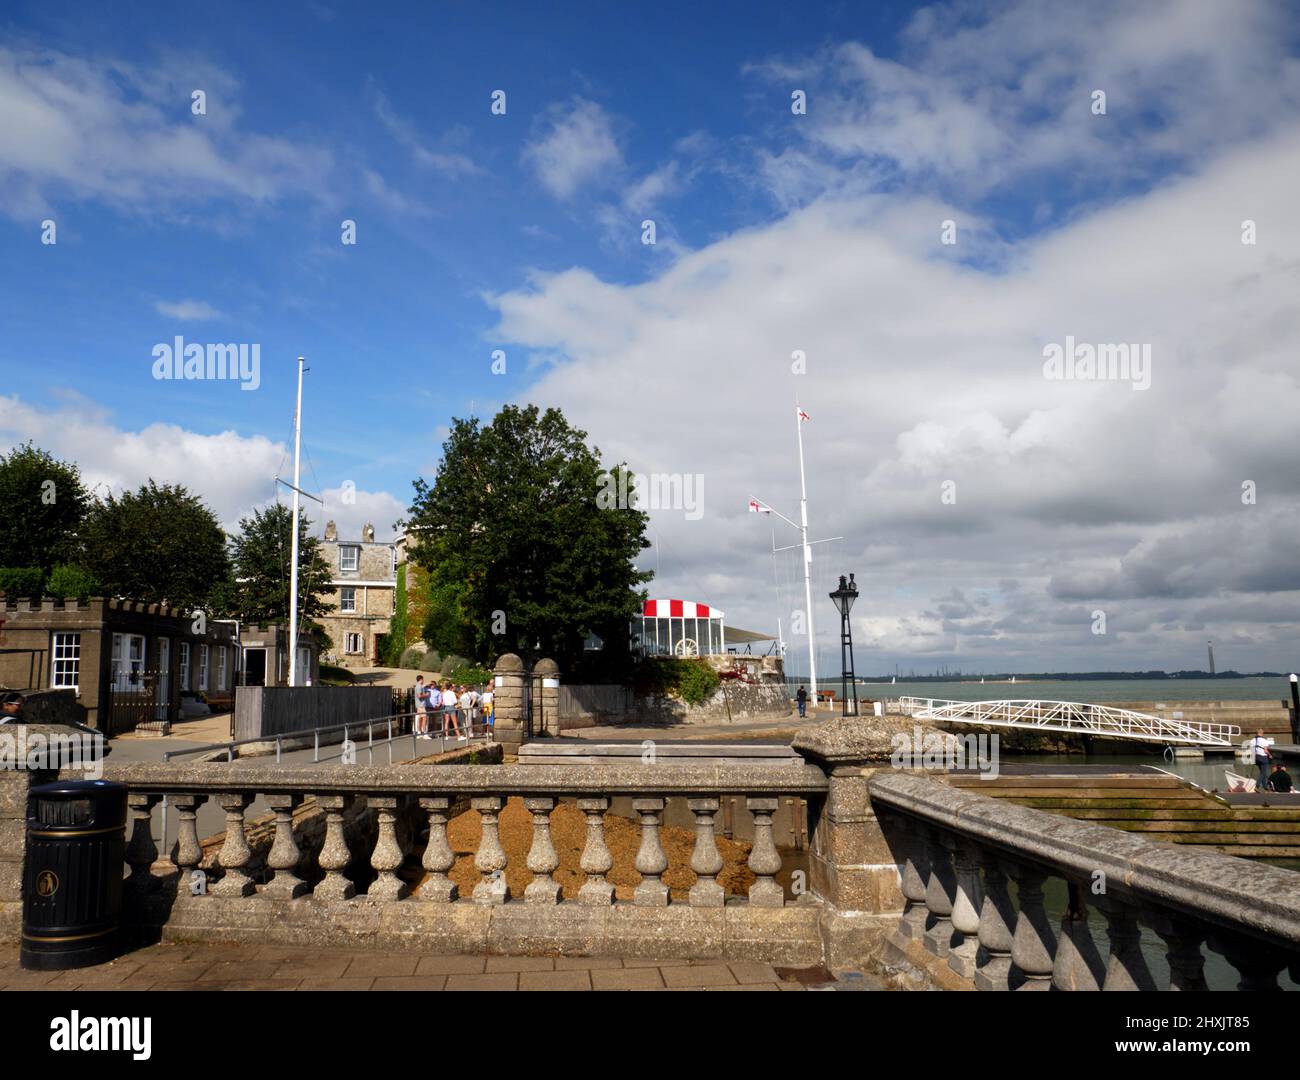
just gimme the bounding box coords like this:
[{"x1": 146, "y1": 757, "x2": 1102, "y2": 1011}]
[
  {"x1": 111, "y1": 633, "x2": 146, "y2": 693},
  {"x1": 340, "y1": 586, "x2": 357, "y2": 613},
  {"x1": 345, "y1": 632, "x2": 362, "y2": 655},
  {"x1": 340, "y1": 545, "x2": 359, "y2": 572},
  {"x1": 51, "y1": 632, "x2": 81, "y2": 691},
  {"x1": 179, "y1": 641, "x2": 191, "y2": 691},
  {"x1": 217, "y1": 646, "x2": 228, "y2": 691},
  {"x1": 199, "y1": 644, "x2": 209, "y2": 691}
]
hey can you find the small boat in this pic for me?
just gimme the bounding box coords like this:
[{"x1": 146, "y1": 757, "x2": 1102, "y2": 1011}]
[
  {"x1": 890, "y1": 676, "x2": 896, "y2": 685},
  {"x1": 1224, "y1": 769, "x2": 1257, "y2": 794}
]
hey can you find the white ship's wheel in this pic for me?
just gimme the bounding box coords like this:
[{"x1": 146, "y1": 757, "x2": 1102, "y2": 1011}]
[{"x1": 674, "y1": 637, "x2": 699, "y2": 657}]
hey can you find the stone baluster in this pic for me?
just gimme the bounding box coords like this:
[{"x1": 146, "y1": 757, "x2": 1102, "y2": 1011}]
[
  {"x1": 1052, "y1": 881, "x2": 1104, "y2": 991},
  {"x1": 746, "y1": 797, "x2": 784, "y2": 907},
  {"x1": 367, "y1": 795, "x2": 407, "y2": 901},
  {"x1": 314, "y1": 794, "x2": 356, "y2": 901},
  {"x1": 169, "y1": 794, "x2": 208, "y2": 894},
  {"x1": 211, "y1": 793, "x2": 255, "y2": 898},
  {"x1": 124, "y1": 793, "x2": 161, "y2": 893},
  {"x1": 472, "y1": 796, "x2": 509, "y2": 903},
  {"x1": 1209, "y1": 932, "x2": 1287, "y2": 991},
  {"x1": 523, "y1": 797, "x2": 561, "y2": 903},
  {"x1": 1007, "y1": 861, "x2": 1055, "y2": 990},
  {"x1": 1095, "y1": 895, "x2": 1157, "y2": 990},
  {"x1": 1146, "y1": 912, "x2": 1207, "y2": 991},
  {"x1": 577, "y1": 797, "x2": 614, "y2": 905},
  {"x1": 973, "y1": 855, "x2": 1016, "y2": 991},
  {"x1": 923, "y1": 828, "x2": 957, "y2": 958},
  {"x1": 893, "y1": 817, "x2": 931, "y2": 946},
  {"x1": 947, "y1": 837, "x2": 984, "y2": 979},
  {"x1": 418, "y1": 796, "x2": 457, "y2": 902},
  {"x1": 633, "y1": 798, "x2": 669, "y2": 906},
  {"x1": 687, "y1": 798, "x2": 725, "y2": 908},
  {"x1": 262, "y1": 794, "x2": 307, "y2": 899}
]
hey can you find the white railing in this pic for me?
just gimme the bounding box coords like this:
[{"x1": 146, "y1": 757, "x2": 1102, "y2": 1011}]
[{"x1": 892, "y1": 697, "x2": 1240, "y2": 747}]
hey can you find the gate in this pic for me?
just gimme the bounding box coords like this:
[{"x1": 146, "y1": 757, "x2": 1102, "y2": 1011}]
[{"x1": 104, "y1": 669, "x2": 165, "y2": 737}]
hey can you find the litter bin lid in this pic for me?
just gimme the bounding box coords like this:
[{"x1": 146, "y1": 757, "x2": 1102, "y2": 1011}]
[{"x1": 28, "y1": 780, "x2": 127, "y2": 830}]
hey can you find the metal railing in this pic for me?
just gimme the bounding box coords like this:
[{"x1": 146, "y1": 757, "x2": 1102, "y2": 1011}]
[
  {"x1": 892, "y1": 696, "x2": 1240, "y2": 747},
  {"x1": 163, "y1": 708, "x2": 494, "y2": 765}
]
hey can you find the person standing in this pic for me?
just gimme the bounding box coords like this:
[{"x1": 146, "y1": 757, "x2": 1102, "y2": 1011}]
[
  {"x1": 1268, "y1": 761, "x2": 1294, "y2": 793},
  {"x1": 796, "y1": 685, "x2": 808, "y2": 718},
  {"x1": 413, "y1": 675, "x2": 429, "y2": 738},
  {"x1": 0, "y1": 692, "x2": 23, "y2": 724},
  {"x1": 481, "y1": 686, "x2": 494, "y2": 731},
  {"x1": 441, "y1": 682, "x2": 462, "y2": 740},
  {"x1": 459, "y1": 685, "x2": 474, "y2": 735},
  {"x1": 1248, "y1": 729, "x2": 1274, "y2": 788}
]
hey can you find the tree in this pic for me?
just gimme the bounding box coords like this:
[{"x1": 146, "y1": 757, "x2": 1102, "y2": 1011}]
[
  {"x1": 80, "y1": 481, "x2": 230, "y2": 610},
  {"x1": 0, "y1": 443, "x2": 90, "y2": 570},
  {"x1": 405, "y1": 404, "x2": 651, "y2": 670},
  {"x1": 223, "y1": 504, "x2": 333, "y2": 642},
  {"x1": 382, "y1": 564, "x2": 409, "y2": 666}
]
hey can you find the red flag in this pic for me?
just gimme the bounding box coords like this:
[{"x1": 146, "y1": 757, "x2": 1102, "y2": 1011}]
[{"x1": 797, "y1": 407, "x2": 811, "y2": 422}]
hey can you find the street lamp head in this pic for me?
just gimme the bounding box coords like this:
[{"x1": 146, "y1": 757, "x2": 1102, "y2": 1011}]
[{"x1": 829, "y1": 572, "x2": 859, "y2": 617}]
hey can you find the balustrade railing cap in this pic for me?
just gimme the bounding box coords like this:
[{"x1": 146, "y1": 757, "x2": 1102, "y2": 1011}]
[
  {"x1": 533, "y1": 658, "x2": 560, "y2": 676},
  {"x1": 493, "y1": 653, "x2": 525, "y2": 674},
  {"x1": 792, "y1": 713, "x2": 946, "y2": 767}
]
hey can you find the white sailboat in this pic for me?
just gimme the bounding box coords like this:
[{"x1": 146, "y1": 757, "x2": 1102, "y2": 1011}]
[{"x1": 890, "y1": 675, "x2": 896, "y2": 685}]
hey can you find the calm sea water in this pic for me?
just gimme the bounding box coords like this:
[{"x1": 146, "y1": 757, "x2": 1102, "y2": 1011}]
[{"x1": 797, "y1": 676, "x2": 1290, "y2": 704}]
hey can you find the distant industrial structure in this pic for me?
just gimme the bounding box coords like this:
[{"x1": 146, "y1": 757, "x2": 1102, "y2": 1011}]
[{"x1": 1208, "y1": 640, "x2": 1216, "y2": 675}]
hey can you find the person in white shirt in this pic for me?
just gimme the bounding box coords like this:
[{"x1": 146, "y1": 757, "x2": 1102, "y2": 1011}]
[
  {"x1": 480, "y1": 688, "x2": 493, "y2": 731},
  {"x1": 458, "y1": 686, "x2": 474, "y2": 734},
  {"x1": 1248, "y1": 729, "x2": 1274, "y2": 787},
  {"x1": 441, "y1": 684, "x2": 461, "y2": 739},
  {"x1": 413, "y1": 676, "x2": 429, "y2": 738}
]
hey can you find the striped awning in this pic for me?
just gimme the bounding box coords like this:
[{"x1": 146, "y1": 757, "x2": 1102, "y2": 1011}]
[{"x1": 642, "y1": 599, "x2": 723, "y2": 619}]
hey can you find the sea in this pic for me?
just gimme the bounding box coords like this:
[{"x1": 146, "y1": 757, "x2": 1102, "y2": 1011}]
[{"x1": 790, "y1": 676, "x2": 1290, "y2": 704}]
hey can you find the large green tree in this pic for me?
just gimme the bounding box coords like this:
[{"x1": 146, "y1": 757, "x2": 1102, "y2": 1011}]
[
  {"x1": 221, "y1": 504, "x2": 333, "y2": 639},
  {"x1": 406, "y1": 404, "x2": 651, "y2": 670},
  {"x1": 80, "y1": 481, "x2": 230, "y2": 610},
  {"x1": 0, "y1": 443, "x2": 90, "y2": 571}
]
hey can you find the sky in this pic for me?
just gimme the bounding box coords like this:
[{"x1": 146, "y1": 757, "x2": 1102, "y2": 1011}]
[{"x1": 1, "y1": 0, "x2": 1299, "y2": 676}]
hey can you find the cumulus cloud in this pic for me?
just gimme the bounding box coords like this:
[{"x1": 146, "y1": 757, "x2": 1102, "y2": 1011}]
[{"x1": 523, "y1": 98, "x2": 622, "y2": 199}]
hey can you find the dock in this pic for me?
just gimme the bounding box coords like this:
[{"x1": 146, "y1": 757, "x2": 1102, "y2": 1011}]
[{"x1": 945, "y1": 764, "x2": 1300, "y2": 858}]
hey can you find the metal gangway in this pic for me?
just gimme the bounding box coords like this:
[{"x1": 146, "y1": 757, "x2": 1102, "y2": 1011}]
[{"x1": 893, "y1": 697, "x2": 1240, "y2": 747}]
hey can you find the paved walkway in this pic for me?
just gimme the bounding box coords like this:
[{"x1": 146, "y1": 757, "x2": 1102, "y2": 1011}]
[{"x1": 0, "y1": 941, "x2": 875, "y2": 991}]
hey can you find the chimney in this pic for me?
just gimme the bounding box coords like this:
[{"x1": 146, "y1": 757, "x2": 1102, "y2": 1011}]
[
  {"x1": 324, "y1": 520, "x2": 337, "y2": 541},
  {"x1": 363, "y1": 522, "x2": 375, "y2": 542}
]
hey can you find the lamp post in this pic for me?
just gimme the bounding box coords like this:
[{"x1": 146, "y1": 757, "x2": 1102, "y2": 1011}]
[{"x1": 829, "y1": 574, "x2": 859, "y2": 717}]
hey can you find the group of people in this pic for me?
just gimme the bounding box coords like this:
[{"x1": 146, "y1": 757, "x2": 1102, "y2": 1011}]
[
  {"x1": 412, "y1": 674, "x2": 492, "y2": 740},
  {"x1": 1248, "y1": 729, "x2": 1294, "y2": 792}
]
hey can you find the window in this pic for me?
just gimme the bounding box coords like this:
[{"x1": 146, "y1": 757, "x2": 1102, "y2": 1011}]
[
  {"x1": 179, "y1": 641, "x2": 191, "y2": 691},
  {"x1": 111, "y1": 633, "x2": 146, "y2": 692},
  {"x1": 199, "y1": 644, "x2": 209, "y2": 691},
  {"x1": 345, "y1": 632, "x2": 362, "y2": 654},
  {"x1": 217, "y1": 646, "x2": 228, "y2": 690},
  {"x1": 391, "y1": 546, "x2": 398, "y2": 574},
  {"x1": 340, "y1": 545, "x2": 359, "y2": 572},
  {"x1": 51, "y1": 632, "x2": 80, "y2": 690},
  {"x1": 340, "y1": 586, "x2": 357, "y2": 613}
]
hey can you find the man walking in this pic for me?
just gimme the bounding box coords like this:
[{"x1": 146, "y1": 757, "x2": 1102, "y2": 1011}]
[
  {"x1": 413, "y1": 675, "x2": 430, "y2": 738},
  {"x1": 796, "y1": 685, "x2": 808, "y2": 718}
]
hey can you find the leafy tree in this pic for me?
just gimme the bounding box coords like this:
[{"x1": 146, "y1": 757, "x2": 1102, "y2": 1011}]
[
  {"x1": 420, "y1": 579, "x2": 476, "y2": 659},
  {"x1": 406, "y1": 404, "x2": 651, "y2": 670},
  {"x1": 383, "y1": 565, "x2": 409, "y2": 666},
  {"x1": 46, "y1": 564, "x2": 101, "y2": 599},
  {"x1": 0, "y1": 443, "x2": 90, "y2": 570},
  {"x1": 223, "y1": 504, "x2": 333, "y2": 643},
  {"x1": 0, "y1": 567, "x2": 44, "y2": 598},
  {"x1": 80, "y1": 481, "x2": 229, "y2": 610}
]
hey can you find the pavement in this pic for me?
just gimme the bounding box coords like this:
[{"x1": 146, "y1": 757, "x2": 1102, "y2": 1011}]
[{"x1": 0, "y1": 941, "x2": 880, "y2": 991}]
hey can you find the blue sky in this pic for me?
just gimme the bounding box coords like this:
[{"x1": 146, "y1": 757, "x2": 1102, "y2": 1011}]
[{"x1": 3, "y1": 1, "x2": 1300, "y2": 673}]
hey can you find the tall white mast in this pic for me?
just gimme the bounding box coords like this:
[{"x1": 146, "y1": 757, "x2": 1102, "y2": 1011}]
[
  {"x1": 288, "y1": 356, "x2": 305, "y2": 687},
  {"x1": 795, "y1": 400, "x2": 817, "y2": 701}
]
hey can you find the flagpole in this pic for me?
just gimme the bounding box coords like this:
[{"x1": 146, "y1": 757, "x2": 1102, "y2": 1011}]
[
  {"x1": 795, "y1": 399, "x2": 817, "y2": 702},
  {"x1": 288, "y1": 356, "x2": 304, "y2": 687}
]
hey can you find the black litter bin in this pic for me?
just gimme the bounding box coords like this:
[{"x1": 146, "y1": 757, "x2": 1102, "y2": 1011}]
[{"x1": 21, "y1": 779, "x2": 128, "y2": 970}]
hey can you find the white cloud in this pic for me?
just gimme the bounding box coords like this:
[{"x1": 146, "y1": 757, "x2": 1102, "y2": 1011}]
[
  {"x1": 153, "y1": 299, "x2": 222, "y2": 321},
  {"x1": 523, "y1": 98, "x2": 622, "y2": 199},
  {"x1": 370, "y1": 88, "x2": 480, "y2": 178}
]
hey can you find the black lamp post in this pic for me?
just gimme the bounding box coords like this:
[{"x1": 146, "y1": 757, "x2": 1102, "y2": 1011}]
[{"x1": 829, "y1": 573, "x2": 859, "y2": 717}]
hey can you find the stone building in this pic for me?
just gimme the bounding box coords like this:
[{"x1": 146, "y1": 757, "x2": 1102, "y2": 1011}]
[{"x1": 318, "y1": 521, "x2": 398, "y2": 666}]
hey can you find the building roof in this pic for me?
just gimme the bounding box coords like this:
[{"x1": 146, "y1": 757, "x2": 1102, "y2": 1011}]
[{"x1": 641, "y1": 599, "x2": 722, "y2": 619}]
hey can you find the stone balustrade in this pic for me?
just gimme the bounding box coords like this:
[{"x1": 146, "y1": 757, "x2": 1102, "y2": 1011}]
[
  {"x1": 869, "y1": 771, "x2": 1300, "y2": 990},
  {"x1": 101, "y1": 760, "x2": 832, "y2": 963}
]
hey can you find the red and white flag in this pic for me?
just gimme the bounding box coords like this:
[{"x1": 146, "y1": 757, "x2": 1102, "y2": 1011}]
[
  {"x1": 748, "y1": 498, "x2": 770, "y2": 514},
  {"x1": 797, "y1": 407, "x2": 811, "y2": 422}
]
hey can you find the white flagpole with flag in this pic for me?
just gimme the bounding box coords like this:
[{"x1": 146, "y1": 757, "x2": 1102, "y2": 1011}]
[{"x1": 795, "y1": 401, "x2": 817, "y2": 702}]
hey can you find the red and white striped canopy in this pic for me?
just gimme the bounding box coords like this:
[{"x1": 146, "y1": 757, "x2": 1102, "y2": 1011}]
[{"x1": 642, "y1": 599, "x2": 723, "y2": 619}]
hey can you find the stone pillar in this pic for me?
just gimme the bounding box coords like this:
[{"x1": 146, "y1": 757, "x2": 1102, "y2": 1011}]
[
  {"x1": 491, "y1": 653, "x2": 527, "y2": 754},
  {"x1": 1007, "y1": 862, "x2": 1055, "y2": 990},
  {"x1": 577, "y1": 797, "x2": 614, "y2": 905},
  {"x1": 211, "y1": 793, "x2": 256, "y2": 898},
  {"x1": 315, "y1": 794, "x2": 356, "y2": 901},
  {"x1": 792, "y1": 715, "x2": 921, "y2": 969},
  {"x1": 534, "y1": 658, "x2": 561, "y2": 737}
]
